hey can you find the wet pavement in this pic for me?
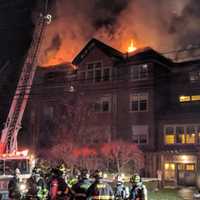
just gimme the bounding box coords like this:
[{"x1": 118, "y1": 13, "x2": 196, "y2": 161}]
[{"x1": 178, "y1": 187, "x2": 198, "y2": 200}]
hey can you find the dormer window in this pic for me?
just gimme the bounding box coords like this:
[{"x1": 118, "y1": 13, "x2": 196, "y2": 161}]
[{"x1": 130, "y1": 64, "x2": 149, "y2": 81}]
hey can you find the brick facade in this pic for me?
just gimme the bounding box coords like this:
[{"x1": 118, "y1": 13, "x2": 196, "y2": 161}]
[{"x1": 24, "y1": 39, "x2": 200, "y2": 185}]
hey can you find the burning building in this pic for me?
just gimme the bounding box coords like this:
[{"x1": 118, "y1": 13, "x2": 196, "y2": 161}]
[{"x1": 23, "y1": 38, "x2": 200, "y2": 186}]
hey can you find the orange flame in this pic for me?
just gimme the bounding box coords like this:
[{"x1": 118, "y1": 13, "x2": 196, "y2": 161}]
[{"x1": 127, "y1": 40, "x2": 137, "y2": 53}]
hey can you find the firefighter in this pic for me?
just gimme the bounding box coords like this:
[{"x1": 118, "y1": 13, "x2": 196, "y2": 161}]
[
  {"x1": 87, "y1": 169, "x2": 114, "y2": 200},
  {"x1": 48, "y1": 167, "x2": 70, "y2": 200},
  {"x1": 8, "y1": 168, "x2": 21, "y2": 200},
  {"x1": 26, "y1": 167, "x2": 48, "y2": 200},
  {"x1": 129, "y1": 174, "x2": 147, "y2": 200},
  {"x1": 114, "y1": 175, "x2": 129, "y2": 200},
  {"x1": 71, "y1": 169, "x2": 91, "y2": 200}
]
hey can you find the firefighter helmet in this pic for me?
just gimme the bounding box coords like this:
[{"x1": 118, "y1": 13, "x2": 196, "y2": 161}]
[
  {"x1": 32, "y1": 167, "x2": 42, "y2": 176},
  {"x1": 115, "y1": 174, "x2": 124, "y2": 183},
  {"x1": 56, "y1": 163, "x2": 66, "y2": 173},
  {"x1": 94, "y1": 169, "x2": 103, "y2": 179},
  {"x1": 130, "y1": 173, "x2": 141, "y2": 184},
  {"x1": 81, "y1": 169, "x2": 89, "y2": 179}
]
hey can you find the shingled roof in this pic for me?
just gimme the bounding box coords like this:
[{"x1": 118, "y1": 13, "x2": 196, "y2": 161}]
[{"x1": 72, "y1": 38, "x2": 124, "y2": 65}]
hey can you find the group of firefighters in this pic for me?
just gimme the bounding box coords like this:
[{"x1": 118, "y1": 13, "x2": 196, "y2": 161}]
[{"x1": 8, "y1": 165, "x2": 148, "y2": 200}]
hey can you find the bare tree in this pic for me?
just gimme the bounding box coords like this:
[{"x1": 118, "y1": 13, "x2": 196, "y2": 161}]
[
  {"x1": 72, "y1": 146, "x2": 98, "y2": 170},
  {"x1": 52, "y1": 93, "x2": 110, "y2": 146},
  {"x1": 100, "y1": 140, "x2": 144, "y2": 173},
  {"x1": 49, "y1": 139, "x2": 76, "y2": 169}
]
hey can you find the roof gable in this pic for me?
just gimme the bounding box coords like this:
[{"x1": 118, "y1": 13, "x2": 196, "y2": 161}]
[{"x1": 72, "y1": 38, "x2": 124, "y2": 65}]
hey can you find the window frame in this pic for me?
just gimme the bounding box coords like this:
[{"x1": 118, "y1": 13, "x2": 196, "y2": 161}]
[
  {"x1": 132, "y1": 125, "x2": 149, "y2": 145},
  {"x1": 78, "y1": 61, "x2": 112, "y2": 83},
  {"x1": 130, "y1": 64, "x2": 149, "y2": 81},
  {"x1": 94, "y1": 96, "x2": 112, "y2": 113},
  {"x1": 179, "y1": 95, "x2": 200, "y2": 103},
  {"x1": 164, "y1": 124, "x2": 200, "y2": 145},
  {"x1": 130, "y1": 93, "x2": 148, "y2": 112},
  {"x1": 189, "y1": 71, "x2": 200, "y2": 82}
]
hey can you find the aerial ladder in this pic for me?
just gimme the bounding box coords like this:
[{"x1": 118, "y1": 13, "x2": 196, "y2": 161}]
[
  {"x1": 0, "y1": 0, "x2": 51, "y2": 154},
  {"x1": 0, "y1": 1, "x2": 51, "y2": 194},
  {"x1": 0, "y1": 0, "x2": 51, "y2": 197}
]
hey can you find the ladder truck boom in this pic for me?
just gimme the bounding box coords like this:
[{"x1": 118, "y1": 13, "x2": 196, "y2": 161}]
[{"x1": 0, "y1": 0, "x2": 51, "y2": 154}]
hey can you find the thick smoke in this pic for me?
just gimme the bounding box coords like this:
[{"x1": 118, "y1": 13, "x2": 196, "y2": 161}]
[{"x1": 38, "y1": 0, "x2": 200, "y2": 65}]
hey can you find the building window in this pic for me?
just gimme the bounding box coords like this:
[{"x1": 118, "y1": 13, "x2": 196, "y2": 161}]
[
  {"x1": 197, "y1": 126, "x2": 200, "y2": 144},
  {"x1": 83, "y1": 62, "x2": 111, "y2": 83},
  {"x1": 95, "y1": 63, "x2": 101, "y2": 82},
  {"x1": 186, "y1": 164, "x2": 195, "y2": 171},
  {"x1": 103, "y1": 68, "x2": 111, "y2": 81},
  {"x1": 130, "y1": 93, "x2": 148, "y2": 112},
  {"x1": 164, "y1": 124, "x2": 199, "y2": 145},
  {"x1": 186, "y1": 126, "x2": 196, "y2": 144},
  {"x1": 179, "y1": 96, "x2": 190, "y2": 102},
  {"x1": 132, "y1": 125, "x2": 149, "y2": 144},
  {"x1": 164, "y1": 163, "x2": 175, "y2": 181},
  {"x1": 165, "y1": 127, "x2": 175, "y2": 144},
  {"x1": 176, "y1": 126, "x2": 185, "y2": 144},
  {"x1": 191, "y1": 95, "x2": 200, "y2": 101},
  {"x1": 130, "y1": 64, "x2": 149, "y2": 81},
  {"x1": 190, "y1": 71, "x2": 200, "y2": 82},
  {"x1": 94, "y1": 96, "x2": 111, "y2": 113},
  {"x1": 179, "y1": 95, "x2": 200, "y2": 103}
]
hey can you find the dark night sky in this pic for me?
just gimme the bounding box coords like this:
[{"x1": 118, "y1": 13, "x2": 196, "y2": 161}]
[{"x1": 0, "y1": 0, "x2": 35, "y2": 59}]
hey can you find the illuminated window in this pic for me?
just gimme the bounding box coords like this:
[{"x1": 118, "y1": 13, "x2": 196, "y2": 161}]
[
  {"x1": 164, "y1": 163, "x2": 175, "y2": 181},
  {"x1": 165, "y1": 127, "x2": 175, "y2": 144},
  {"x1": 186, "y1": 164, "x2": 195, "y2": 171},
  {"x1": 179, "y1": 96, "x2": 190, "y2": 102},
  {"x1": 164, "y1": 124, "x2": 200, "y2": 145},
  {"x1": 130, "y1": 64, "x2": 149, "y2": 80},
  {"x1": 191, "y1": 95, "x2": 200, "y2": 101},
  {"x1": 130, "y1": 93, "x2": 148, "y2": 112},
  {"x1": 178, "y1": 164, "x2": 185, "y2": 171},
  {"x1": 165, "y1": 163, "x2": 175, "y2": 170},
  {"x1": 186, "y1": 126, "x2": 196, "y2": 144},
  {"x1": 176, "y1": 127, "x2": 185, "y2": 144},
  {"x1": 179, "y1": 95, "x2": 200, "y2": 103},
  {"x1": 132, "y1": 125, "x2": 149, "y2": 144},
  {"x1": 197, "y1": 126, "x2": 200, "y2": 144}
]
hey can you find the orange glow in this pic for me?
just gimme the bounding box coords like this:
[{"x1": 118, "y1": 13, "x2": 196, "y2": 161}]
[
  {"x1": 40, "y1": 48, "x2": 71, "y2": 67},
  {"x1": 127, "y1": 40, "x2": 137, "y2": 53}
]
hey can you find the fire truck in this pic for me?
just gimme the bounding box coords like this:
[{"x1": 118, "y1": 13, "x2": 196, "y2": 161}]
[{"x1": 0, "y1": 0, "x2": 51, "y2": 198}]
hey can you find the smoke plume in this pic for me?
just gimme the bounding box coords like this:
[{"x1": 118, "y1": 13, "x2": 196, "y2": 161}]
[{"x1": 38, "y1": 0, "x2": 200, "y2": 65}]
